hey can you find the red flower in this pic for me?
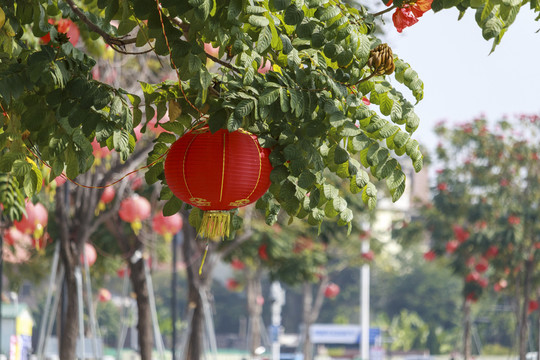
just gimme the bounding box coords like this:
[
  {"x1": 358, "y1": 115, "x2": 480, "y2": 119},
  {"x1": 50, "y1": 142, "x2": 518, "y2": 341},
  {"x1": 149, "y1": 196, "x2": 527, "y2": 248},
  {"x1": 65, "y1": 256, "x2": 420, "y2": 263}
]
[
  {"x1": 362, "y1": 250, "x2": 375, "y2": 261},
  {"x1": 258, "y1": 244, "x2": 269, "y2": 261},
  {"x1": 465, "y1": 272, "x2": 480, "y2": 283},
  {"x1": 500, "y1": 179, "x2": 509, "y2": 187},
  {"x1": 528, "y1": 300, "x2": 539, "y2": 314},
  {"x1": 230, "y1": 258, "x2": 245, "y2": 270},
  {"x1": 446, "y1": 240, "x2": 459, "y2": 254},
  {"x1": 477, "y1": 277, "x2": 488, "y2": 288},
  {"x1": 437, "y1": 182, "x2": 448, "y2": 191},
  {"x1": 484, "y1": 245, "x2": 499, "y2": 259},
  {"x1": 423, "y1": 250, "x2": 436, "y2": 261},
  {"x1": 392, "y1": 7, "x2": 418, "y2": 33},
  {"x1": 466, "y1": 292, "x2": 478, "y2": 303},
  {"x1": 362, "y1": 97, "x2": 371, "y2": 105},
  {"x1": 453, "y1": 225, "x2": 470, "y2": 243},
  {"x1": 475, "y1": 257, "x2": 489, "y2": 273},
  {"x1": 226, "y1": 279, "x2": 240, "y2": 291},
  {"x1": 508, "y1": 215, "x2": 520, "y2": 225}
]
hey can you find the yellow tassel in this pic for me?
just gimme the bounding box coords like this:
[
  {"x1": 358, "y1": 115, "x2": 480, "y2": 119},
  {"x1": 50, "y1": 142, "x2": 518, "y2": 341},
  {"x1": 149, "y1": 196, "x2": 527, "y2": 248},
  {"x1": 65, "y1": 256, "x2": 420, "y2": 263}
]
[
  {"x1": 198, "y1": 211, "x2": 230, "y2": 239},
  {"x1": 199, "y1": 243, "x2": 209, "y2": 275},
  {"x1": 131, "y1": 220, "x2": 142, "y2": 235}
]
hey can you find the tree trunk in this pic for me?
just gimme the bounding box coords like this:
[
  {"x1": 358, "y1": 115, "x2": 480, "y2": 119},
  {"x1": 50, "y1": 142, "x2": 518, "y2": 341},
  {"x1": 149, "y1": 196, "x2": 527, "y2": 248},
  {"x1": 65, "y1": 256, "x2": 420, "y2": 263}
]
[
  {"x1": 182, "y1": 216, "x2": 210, "y2": 360},
  {"x1": 302, "y1": 283, "x2": 314, "y2": 360},
  {"x1": 105, "y1": 217, "x2": 155, "y2": 360},
  {"x1": 56, "y1": 186, "x2": 80, "y2": 360},
  {"x1": 518, "y1": 259, "x2": 534, "y2": 360},
  {"x1": 301, "y1": 277, "x2": 329, "y2": 360},
  {"x1": 246, "y1": 270, "x2": 263, "y2": 356},
  {"x1": 130, "y1": 254, "x2": 154, "y2": 360},
  {"x1": 462, "y1": 299, "x2": 472, "y2": 360},
  {"x1": 58, "y1": 251, "x2": 79, "y2": 360},
  {"x1": 537, "y1": 288, "x2": 540, "y2": 360}
]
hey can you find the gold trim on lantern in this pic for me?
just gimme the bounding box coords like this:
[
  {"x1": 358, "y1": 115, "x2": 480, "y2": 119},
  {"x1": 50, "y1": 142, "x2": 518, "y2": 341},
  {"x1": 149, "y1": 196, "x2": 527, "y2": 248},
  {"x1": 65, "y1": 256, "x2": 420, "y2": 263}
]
[
  {"x1": 229, "y1": 198, "x2": 251, "y2": 207},
  {"x1": 190, "y1": 197, "x2": 211, "y2": 207}
]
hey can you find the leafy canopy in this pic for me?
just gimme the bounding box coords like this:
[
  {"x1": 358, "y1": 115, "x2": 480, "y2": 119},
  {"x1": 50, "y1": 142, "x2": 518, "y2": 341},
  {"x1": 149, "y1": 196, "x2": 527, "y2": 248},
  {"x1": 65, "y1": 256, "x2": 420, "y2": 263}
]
[{"x1": 1, "y1": 0, "x2": 425, "y2": 231}]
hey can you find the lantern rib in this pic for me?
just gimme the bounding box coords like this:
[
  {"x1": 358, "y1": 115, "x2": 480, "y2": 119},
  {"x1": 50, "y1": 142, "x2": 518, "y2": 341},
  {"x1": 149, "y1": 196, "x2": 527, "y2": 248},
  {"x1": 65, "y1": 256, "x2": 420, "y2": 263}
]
[
  {"x1": 182, "y1": 134, "x2": 199, "y2": 201},
  {"x1": 244, "y1": 133, "x2": 264, "y2": 202},
  {"x1": 219, "y1": 132, "x2": 226, "y2": 203}
]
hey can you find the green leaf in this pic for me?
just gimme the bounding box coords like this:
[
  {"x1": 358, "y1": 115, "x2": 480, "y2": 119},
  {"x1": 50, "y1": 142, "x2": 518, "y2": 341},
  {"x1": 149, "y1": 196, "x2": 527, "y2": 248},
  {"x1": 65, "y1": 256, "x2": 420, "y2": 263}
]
[
  {"x1": 256, "y1": 26, "x2": 273, "y2": 53},
  {"x1": 249, "y1": 15, "x2": 270, "y2": 27},
  {"x1": 163, "y1": 196, "x2": 183, "y2": 216},
  {"x1": 12, "y1": 160, "x2": 32, "y2": 177},
  {"x1": 323, "y1": 184, "x2": 338, "y2": 199},
  {"x1": 336, "y1": 50, "x2": 354, "y2": 67},
  {"x1": 284, "y1": 4, "x2": 304, "y2": 25},
  {"x1": 298, "y1": 171, "x2": 316, "y2": 189},
  {"x1": 112, "y1": 129, "x2": 130, "y2": 151},
  {"x1": 235, "y1": 99, "x2": 255, "y2": 117},
  {"x1": 334, "y1": 146, "x2": 349, "y2": 164},
  {"x1": 260, "y1": 87, "x2": 281, "y2": 106},
  {"x1": 379, "y1": 93, "x2": 394, "y2": 116}
]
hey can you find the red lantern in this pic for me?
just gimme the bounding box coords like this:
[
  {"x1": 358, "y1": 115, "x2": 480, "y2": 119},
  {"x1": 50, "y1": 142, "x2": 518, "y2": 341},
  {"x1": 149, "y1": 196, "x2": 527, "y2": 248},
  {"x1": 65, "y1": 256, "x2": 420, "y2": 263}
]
[
  {"x1": 98, "y1": 288, "x2": 111, "y2": 302},
  {"x1": 226, "y1": 278, "x2": 240, "y2": 291},
  {"x1": 14, "y1": 201, "x2": 48, "y2": 239},
  {"x1": 152, "y1": 212, "x2": 183, "y2": 242},
  {"x1": 164, "y1": 126, "x2": 272, "y2": 238},
  {"x1": 101, "y1": 187, "x2": 116, "y2": 204},
  {"x1": 119, "y1": 195, "x2": 151, "y2": 234},
  {"x1": 96, "y1": 187, "x2": 115, "y2": 215},
  {"x1": 80, "y1": 243, "x2": 97, "y2": 267},
  {"x1": 324, "y1": 283, "x2": 340, "y2": 299}
]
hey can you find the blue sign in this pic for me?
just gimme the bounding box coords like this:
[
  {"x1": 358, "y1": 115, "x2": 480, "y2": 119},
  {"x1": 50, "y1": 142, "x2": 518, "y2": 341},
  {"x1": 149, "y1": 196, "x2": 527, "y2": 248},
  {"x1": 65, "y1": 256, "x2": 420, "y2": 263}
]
[{"x1": 310, "y1": 324, "x2": 381, "y2": 345}]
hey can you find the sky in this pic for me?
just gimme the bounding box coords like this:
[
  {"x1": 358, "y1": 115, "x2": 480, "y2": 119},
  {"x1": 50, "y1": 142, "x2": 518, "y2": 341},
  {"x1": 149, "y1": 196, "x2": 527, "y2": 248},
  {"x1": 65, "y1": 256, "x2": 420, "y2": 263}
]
[{"x1": 379, "y1": 7, "x2": 540, "y2": 151}]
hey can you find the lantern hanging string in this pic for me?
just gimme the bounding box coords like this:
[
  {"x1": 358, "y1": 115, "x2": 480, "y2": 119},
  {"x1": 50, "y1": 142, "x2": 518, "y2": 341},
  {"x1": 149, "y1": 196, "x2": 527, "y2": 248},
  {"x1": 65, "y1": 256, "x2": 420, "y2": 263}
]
[{"x1": 24, "y1": 141, "x2": 170, "y2": 190}]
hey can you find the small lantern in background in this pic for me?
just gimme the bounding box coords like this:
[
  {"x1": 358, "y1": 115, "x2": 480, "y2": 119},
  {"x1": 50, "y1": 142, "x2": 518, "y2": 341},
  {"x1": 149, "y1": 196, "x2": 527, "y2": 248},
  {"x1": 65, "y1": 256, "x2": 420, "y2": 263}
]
[
  {"x1": 119, "y1": 195, "x2": 151, "y2": 234},
  {"x1": 152, "y1": 212, "x2": 183, "y2": 242}
]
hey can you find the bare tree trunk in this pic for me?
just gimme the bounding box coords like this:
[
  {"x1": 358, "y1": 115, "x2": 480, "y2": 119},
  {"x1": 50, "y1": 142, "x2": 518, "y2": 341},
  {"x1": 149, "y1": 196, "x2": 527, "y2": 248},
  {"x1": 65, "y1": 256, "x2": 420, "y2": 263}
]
[
  {"x1": 56, "y1": 187, "x2": 80, "y2": 360},
  {"x1": 537, "y1": 288, "x2": 540, "y2": 360},
  {"x1": 462, "y1": 299, "x2": 471, "y2": 360},
  {"x1": 182, "y1": 215, "x2": 209, "y2": 360},
  {"x1": 105, "y1": 217, "x2": 155, "y2": 360},
  {"x1": 519, "y1": 259, "x2": 534, "y2": 360},
  {"x1": 246, "y1": 269, "x2": 263, "y2": 356},
  {"x1": 130, "y1": 254, "x2": 153, "y2": 360},
  {"x1": 302, "y1": 276, "x2": 329, "y2": 360},
  {"x1": 302, "y1": 283, "x2": 314, "y2": 360}
]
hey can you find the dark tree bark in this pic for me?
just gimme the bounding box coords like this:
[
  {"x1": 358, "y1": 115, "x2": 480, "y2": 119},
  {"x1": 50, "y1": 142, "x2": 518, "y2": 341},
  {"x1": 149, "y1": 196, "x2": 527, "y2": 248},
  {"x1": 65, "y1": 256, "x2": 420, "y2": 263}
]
[
  {"x1": 105, "y1": 217, "x2": 155, "y2": 360},
  {"x1": 181, "y1": 218, "x2": 208, "y2": 360},
  {"x1": 130, "y1": 253, "x2": 153, "y2": 360},
  {"x1": 462, "y1": 299, "x2": 472, "y2": 360},
  {"x1": 246, "y1": 269, "x2": 263, "y2": 356},
  {"x1": 301, "y1": 276, "x2": 329, "y2": 360},
  {"x1": 518, "y1": 259, "x2": 534, "y2": 360}
]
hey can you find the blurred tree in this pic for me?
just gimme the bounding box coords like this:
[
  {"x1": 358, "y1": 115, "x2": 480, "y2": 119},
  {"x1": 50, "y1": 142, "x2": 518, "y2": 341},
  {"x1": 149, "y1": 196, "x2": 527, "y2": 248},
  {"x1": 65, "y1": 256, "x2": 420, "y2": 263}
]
[{"x1": 393, "y1": 114, "x2": 540, "y2": 360}]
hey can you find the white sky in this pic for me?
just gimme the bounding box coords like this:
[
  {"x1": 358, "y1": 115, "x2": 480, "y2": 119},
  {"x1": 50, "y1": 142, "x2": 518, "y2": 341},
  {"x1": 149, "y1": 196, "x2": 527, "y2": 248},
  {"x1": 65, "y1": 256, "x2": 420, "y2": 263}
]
[{"x1": 380, "y1": 7, "x2": 540, "y2": 151}]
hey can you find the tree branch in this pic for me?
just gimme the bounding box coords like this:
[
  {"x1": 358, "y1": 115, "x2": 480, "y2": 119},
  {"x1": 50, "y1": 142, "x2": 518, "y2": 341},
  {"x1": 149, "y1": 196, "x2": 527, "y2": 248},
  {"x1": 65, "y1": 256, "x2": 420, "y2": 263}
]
[
  {"x1": 64, "y1": 0, "x2": 137, "y2": 47},
  {"x1": 371, "y1": 5, "x2": 397, "y2": 17}
]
